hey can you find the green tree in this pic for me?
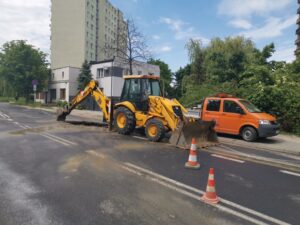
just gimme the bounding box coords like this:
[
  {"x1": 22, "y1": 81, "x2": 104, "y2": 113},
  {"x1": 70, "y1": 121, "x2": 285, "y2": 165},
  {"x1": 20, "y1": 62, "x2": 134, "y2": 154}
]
[
  {"x1": 0, "y1": 40, "x2": 49, "y2": 101},
  {"x1": 77, "y1": 61, "x2": 92, "y2": 90},
  {"x1": 174, "y1": 64, "x2": 191, "y2": 98},
  {"x1": 204, "y1": 36, "x2": 255, "y2": 84},
  {"x1": 185, "y1": 39, "x2": 205, "y2": 84},
  {"x1": 148, "y1": 58, "x2": 174, "y2": 97}
]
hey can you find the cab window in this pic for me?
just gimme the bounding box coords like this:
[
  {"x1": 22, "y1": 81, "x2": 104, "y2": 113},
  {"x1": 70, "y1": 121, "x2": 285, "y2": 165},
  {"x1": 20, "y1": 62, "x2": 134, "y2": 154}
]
[
  {"x1": 206, "y1": 100, "x2": 221, "y2": 112},
  {"x1": 224, "y1": 100, "x2": 244, "y2": 114}
]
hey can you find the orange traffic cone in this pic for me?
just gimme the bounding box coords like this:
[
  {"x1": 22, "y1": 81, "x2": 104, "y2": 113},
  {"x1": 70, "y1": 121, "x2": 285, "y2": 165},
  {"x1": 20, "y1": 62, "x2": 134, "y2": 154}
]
[
  {"x1": 185, "y1": 138, "x2": 200, "y2": 169},
  {"x1": 202, "y1": 168, "x2": 219, "y2": 204}
]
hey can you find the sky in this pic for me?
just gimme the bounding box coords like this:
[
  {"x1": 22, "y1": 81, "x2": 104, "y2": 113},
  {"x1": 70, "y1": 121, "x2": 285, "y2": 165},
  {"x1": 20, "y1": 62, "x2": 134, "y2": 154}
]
[{"x1": 0, "y1": 0, "x2": 298, "y2": 71}]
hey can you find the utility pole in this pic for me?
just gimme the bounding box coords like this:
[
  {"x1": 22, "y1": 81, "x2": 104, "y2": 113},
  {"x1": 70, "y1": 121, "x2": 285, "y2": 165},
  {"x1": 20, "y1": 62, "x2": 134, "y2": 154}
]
[{"x1": 109, "y1": 56, "x2": 115, "y2": 131}]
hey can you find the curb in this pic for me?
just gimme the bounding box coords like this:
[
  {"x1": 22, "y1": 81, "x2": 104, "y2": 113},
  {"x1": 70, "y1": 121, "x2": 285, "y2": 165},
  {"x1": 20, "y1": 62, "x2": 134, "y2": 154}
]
[
  {"x1": 219, "y1": 139, "x2": 300, "y2": 157},
  {"x1": 202, "y1": 147, "x2": 300, "y2": 173}
]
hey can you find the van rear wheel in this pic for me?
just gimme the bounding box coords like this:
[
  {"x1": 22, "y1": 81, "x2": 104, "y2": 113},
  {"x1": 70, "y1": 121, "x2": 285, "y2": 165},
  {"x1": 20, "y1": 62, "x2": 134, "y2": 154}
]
[{"x1": 241, "y1": 126, "x2": 257, "y2": 142}]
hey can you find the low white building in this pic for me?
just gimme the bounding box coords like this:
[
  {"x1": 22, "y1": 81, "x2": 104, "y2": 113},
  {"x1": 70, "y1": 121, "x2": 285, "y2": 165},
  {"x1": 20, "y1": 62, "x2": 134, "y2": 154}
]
[
  {"x1": 47, "y1": 66, "x2": 81, "y2": 103},
  {"x1": 90, "y1": 58, "x2": 160, "y2": 100},
  {"x1": 43, "y1": 59, "x2": 160, "y2": 104}
]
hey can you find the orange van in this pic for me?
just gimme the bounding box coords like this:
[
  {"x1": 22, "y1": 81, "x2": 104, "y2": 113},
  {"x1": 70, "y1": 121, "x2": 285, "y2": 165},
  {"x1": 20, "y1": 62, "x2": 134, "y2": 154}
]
[{"x1": 201, "y1": 94, "x2": 280, "y2": 141}]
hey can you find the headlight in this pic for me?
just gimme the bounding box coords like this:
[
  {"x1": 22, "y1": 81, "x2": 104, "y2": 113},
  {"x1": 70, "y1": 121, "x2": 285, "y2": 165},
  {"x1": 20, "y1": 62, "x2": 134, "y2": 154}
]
[{"x1": 259, "y1": 120, "x2": 271, "y2": 125}]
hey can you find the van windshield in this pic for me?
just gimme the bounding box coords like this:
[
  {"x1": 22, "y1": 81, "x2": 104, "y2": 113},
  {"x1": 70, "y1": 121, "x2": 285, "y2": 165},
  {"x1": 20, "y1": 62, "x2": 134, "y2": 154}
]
[{"x1": 239, "y1": 100, "x2": 262, "y2": 113}]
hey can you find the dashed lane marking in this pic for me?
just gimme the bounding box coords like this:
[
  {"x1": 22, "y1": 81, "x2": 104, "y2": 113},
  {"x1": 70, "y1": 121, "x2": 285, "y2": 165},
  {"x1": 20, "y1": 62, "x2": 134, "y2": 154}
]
[
  {"x1": 280, "y1": 170, "x2": 300, "y2": 177},
  {"x1": 14, "y1": 124, "x2": 77, "y2": 147},
  {"x1": 124, "y1": 162, "x2": 290, "y2": 225},
  {"x1": 211, "y1": 154, "x2": 245, "y2": 163},
  {"x1": 43, "y1": 132, "x2": 77, "y2": 146},
  {"x1": 40, "y1": 134, "x2": 71, "y2": 146}
]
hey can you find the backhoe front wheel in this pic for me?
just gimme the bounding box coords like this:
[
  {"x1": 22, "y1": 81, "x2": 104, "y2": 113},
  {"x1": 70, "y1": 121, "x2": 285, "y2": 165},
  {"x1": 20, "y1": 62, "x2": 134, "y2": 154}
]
[
  {"x1": 145, "y1": 119, "x2": 165, "y2": 142},
  {"x1": 115, "y1": 107, "x2": 136, "y2": 135}
]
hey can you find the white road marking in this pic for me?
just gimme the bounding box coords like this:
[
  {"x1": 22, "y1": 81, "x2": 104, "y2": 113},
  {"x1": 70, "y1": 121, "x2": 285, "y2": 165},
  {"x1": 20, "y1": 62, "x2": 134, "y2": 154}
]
[
  {"x1": 124, "y1": 162, "x2": 290, "y2": 225},
  {"x1": 280, "y1": 170, "x2": 300, "y2": 177},
  {"x1": 44, "y1": 133, "x2": 77, "y2": 146},
  {"x1": 211, "y1": 154, "x2": 245, "y2": 163},
  {"x1": 40, "y1": 134, "x2": 70, "y2": 146},
  {"x1": 132, "y1": 136, "x2": 147, "y2": 140}
]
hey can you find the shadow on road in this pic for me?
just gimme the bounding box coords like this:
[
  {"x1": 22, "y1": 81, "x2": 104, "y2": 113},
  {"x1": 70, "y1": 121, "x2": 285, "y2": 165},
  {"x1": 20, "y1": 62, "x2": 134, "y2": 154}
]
[{"x1": 65, "y1": 120, "x2": 108, "y2": 127}]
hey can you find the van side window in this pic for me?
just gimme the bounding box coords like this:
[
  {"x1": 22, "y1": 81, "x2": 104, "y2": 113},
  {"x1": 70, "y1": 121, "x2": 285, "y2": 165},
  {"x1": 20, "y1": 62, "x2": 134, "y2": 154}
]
[
  {"x1": 224, "y1": 100, "x2": 243, "y2": 114},
  {"x1": 206, "y1": 100, "x2": 221, "y2": 112}
]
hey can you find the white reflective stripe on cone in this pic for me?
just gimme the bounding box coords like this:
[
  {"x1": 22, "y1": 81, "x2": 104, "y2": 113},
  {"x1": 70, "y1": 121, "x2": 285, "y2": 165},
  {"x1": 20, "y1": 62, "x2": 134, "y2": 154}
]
[
  {"x1": 209, "y1": 174, "x2": 214, "y2": 180},
  {"x1": 191, "y1": 144, "x2": 197, "y2": 151},
  {"x1": 188, "y1": 155, "x2": 197, "y2": 162},
  {"x1": 206, "y1": 186, "x2": 216, "y2": 192}
]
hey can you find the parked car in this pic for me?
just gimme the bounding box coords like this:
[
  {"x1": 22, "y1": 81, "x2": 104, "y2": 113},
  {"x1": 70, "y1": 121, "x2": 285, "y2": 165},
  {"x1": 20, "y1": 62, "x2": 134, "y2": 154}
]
[{"x1": 200, "y1": 94, "x2": 280, "y2": 141}]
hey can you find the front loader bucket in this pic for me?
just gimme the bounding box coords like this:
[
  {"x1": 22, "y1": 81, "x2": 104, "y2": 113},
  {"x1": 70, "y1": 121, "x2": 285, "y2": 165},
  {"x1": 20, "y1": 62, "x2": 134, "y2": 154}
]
[
  {"x1": 56, "y1": 108, "x2": 68, "y2": 121},
  {"x1": 169, "y1": 120, "x2": 218, "y2": 149}
]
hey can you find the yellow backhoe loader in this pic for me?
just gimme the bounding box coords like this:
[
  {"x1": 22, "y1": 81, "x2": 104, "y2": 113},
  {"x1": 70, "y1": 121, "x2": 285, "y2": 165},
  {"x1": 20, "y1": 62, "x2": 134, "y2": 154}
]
[{"x1": 57, "y1": 75, "x2": 218, "y2": 149}]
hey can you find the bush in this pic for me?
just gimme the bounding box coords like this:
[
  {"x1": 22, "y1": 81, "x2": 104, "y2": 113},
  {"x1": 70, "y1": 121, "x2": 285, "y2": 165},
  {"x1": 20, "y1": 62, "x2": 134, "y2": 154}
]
[{"x1": 56, "y1": 100, "x2": 68, "y2": 108}]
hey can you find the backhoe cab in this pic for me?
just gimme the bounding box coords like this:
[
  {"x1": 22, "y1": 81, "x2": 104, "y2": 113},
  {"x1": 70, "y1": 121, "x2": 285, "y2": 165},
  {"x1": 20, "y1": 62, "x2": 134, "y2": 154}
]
[{"x1": 57, "y1": 75, "x2": 218, "y2": 148}]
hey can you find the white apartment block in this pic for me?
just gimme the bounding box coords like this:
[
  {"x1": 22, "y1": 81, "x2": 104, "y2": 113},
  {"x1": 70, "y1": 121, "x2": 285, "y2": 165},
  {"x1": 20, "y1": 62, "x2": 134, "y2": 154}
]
[{"x1": 50, "y1": 0, "x2": 127, "y2": 70}]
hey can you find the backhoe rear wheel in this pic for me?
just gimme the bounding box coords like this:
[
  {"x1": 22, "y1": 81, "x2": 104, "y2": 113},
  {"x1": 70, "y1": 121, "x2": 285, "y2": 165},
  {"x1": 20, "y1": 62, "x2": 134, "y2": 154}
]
[
  {"x1": 145, "y1": 119, "x2": 165, "y2": 142},
  {"x1": 115, "y1": 107, "x2": 136, "y2": 135}
]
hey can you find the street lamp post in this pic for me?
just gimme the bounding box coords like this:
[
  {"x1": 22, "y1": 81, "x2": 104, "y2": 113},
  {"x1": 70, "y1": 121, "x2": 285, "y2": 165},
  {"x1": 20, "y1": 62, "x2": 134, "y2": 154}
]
[{"x1": 109, "y1": 56, "x2": 115, "y2": 131}]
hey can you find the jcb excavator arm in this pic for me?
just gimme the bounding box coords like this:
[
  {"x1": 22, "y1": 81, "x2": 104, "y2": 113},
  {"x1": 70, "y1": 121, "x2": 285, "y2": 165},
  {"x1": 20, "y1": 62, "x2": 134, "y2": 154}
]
[{"x1": 57, "y1": 80, "x2": 110, "y2": 122}]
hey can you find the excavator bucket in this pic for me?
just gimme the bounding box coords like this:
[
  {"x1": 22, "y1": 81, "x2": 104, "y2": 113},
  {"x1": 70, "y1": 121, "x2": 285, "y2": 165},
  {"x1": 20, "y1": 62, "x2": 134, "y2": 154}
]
[
  {"x1": 169, "y1": 120, "x2": 218, "y2": 149},
  {"x1": 56, "y1": 108, "x2": 69, "y2": 121}
]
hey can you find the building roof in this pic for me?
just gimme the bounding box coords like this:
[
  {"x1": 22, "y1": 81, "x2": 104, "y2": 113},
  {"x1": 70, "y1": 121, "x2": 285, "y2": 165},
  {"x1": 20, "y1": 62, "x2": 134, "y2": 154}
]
[{"x1": 123, "y1": 75, "x2": 160, "y2": 80}]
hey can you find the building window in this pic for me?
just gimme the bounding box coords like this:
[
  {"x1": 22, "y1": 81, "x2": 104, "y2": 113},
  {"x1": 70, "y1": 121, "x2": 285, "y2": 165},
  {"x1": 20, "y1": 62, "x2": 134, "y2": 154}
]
[
  {"x1": 104, "y1": 68, "x2": 110, "y2": 76},
  {"x1": 62, "y1": 71, "x2": 64, "y2": 79},
  {"x1": 97, "y1": 68, "x2": 104, "y2": 78},
  {"x1": 138, "y1": 71, "x2": 142, "y2": 75},
  {"x1": 52, "y1": 73, "x2": 54, "y2": 79},
  {"x1": 60, "y1": 89, "x2": 66, "y2": 100}
]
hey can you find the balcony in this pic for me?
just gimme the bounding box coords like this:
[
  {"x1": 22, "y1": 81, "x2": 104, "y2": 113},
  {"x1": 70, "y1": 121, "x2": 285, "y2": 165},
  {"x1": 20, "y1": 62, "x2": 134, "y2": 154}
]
[
  {"x1": 298, "y1": 7, "x2": 300, "y2": 14},
  {"x1": 296, "y1": 27, "x2": 300, "y2": 35},
  {"x1": 295, "y1": 38, "x2": 300, "y2": 45},
  {"x1": 297, "y1": 16, "x2": 300, "y2": 25}
]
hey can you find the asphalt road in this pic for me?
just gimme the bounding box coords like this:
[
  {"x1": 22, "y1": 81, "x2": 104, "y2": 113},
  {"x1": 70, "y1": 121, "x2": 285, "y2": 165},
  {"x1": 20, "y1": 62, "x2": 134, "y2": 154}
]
[{"x1": 0, "y1": 103, "x2": 299, "y2": 225}]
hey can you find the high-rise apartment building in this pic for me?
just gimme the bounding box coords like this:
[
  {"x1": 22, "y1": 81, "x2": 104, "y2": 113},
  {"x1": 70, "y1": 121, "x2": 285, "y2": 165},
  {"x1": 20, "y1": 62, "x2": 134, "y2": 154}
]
[
  {"x1": 296, "y1": 0, "x2": 300, "y2": 55},
  {"x1": 50, "y1": 0, "x2": 127, "y2": 70}
]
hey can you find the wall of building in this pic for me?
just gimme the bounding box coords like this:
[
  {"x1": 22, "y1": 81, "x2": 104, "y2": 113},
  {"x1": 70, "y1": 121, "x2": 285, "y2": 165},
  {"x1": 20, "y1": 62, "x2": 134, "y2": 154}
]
[
  {"x1": 48, "y1": 67, "x2": 80, "y2": 102},
  {"x1": 51, "y1": 0, "x2": 86, "y2": 69},
  {"x1": 51, "y1": 0, "x2": 127, "y2": 70}
]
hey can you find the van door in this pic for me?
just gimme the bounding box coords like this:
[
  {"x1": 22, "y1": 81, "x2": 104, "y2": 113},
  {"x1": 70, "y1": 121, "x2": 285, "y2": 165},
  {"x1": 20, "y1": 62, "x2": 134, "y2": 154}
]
[
  {"x1": 219, "y1": 100, "x2": 245, "y2": 134},
  {"x1": 202, "y1": 98, "x2": 222, "y2": 132}
]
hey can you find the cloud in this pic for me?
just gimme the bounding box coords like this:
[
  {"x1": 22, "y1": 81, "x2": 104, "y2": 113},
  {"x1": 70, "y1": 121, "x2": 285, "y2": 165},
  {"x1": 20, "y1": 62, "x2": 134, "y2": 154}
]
[
  {"x1": 152, "y1": 45, "x2": 172, "y2": 54},
  {"x1": 0, "y1": 0, "x2": 51, "y2": 55},
  {"x1": 218, "y1": 0, "x2": 291, "y2": 18},
  {"x1": 229, "y1": 19, "x2": 253, "y2": 29},
  {"x1": 160, "y1": 17, "x2": 210, "y2": 44},
  {"x1": 152, "y1": 35, "x2": 161, "y2": 40},
  {"x1": 271, "y1": 45, "x2": 295, "y2": 62},
  {"x1": 241, "y1": 15, "x2": 297, "y2": 40},
  {"x1": 160, "y1": 46, "x2": 172, "y2": 52}
]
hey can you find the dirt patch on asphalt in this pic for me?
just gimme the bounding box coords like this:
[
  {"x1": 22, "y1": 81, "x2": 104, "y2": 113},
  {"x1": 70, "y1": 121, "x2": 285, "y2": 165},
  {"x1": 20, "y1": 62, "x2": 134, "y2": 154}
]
[
  {"x1": 114, "y1": 142, "x2": 149, "y2": 152},
  {"x1": 59, "y1": 150, "x2": 121, "y2": 174}
]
